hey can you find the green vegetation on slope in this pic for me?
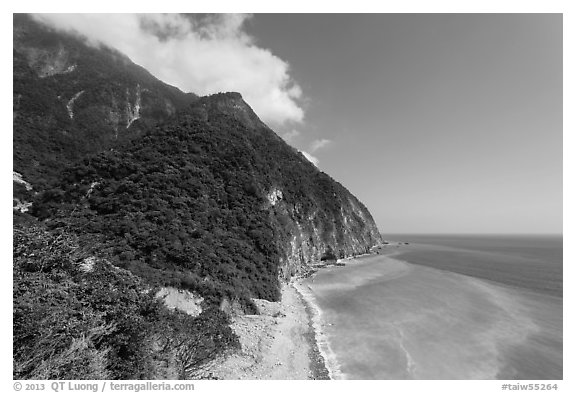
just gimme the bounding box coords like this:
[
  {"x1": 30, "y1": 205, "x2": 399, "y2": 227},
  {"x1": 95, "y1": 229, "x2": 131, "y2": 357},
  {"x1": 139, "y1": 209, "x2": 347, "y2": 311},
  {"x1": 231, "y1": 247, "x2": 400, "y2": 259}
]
[
  {"x1": 32, "y1": 107, "x2": 379, "y2": 308},
  {"x1": 13, "y1": 223, "x2": 238, "y2": 380}
]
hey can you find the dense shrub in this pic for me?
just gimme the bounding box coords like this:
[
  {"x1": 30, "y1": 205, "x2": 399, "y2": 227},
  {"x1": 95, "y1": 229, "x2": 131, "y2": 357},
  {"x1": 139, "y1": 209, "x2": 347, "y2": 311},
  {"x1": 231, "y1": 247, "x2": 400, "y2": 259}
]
[{"x1": 13, "y1": 224, "x2": 238, "y2": 380}]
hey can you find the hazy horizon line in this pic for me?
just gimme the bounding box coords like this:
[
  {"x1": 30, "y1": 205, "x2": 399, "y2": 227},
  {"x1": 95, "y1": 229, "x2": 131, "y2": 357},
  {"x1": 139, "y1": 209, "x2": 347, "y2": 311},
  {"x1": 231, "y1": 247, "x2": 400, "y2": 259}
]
[{"x1": 381, "y1": 232, "x2": 563, "y2": 237}]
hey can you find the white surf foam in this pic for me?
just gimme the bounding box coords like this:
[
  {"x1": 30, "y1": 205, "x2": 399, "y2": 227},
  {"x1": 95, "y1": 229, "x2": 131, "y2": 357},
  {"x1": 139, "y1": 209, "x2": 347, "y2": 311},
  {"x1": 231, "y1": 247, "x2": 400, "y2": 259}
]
[{"x1": 293, "y1": 281, "x2": 346, "y2": 379}]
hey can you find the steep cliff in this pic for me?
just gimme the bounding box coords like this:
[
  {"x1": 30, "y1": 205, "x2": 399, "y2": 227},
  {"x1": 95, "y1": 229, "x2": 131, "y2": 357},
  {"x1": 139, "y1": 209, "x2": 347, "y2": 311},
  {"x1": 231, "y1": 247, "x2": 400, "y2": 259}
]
[
  {"x1": 186, "y1": 93, "x2": 382, "y2": 279},
  {"x1": 272, "y1": 186, "x2": 382, "y2": 279}
]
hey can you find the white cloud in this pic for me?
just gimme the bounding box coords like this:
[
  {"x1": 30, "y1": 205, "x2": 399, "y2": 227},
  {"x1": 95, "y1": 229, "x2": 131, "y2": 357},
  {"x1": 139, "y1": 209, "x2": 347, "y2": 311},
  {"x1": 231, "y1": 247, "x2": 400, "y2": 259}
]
[
  {"x1": 301, "y1": 151, "x2": 319, "y2": 166},
  {"x1": 32, "y1": 13, "x2": 304, "y2": 126},
  {"x1": 281, "y1": 129, "x2": 301, "y2": 143},
  {"x1": 310, "y1": 138, "x2": 331, "y2": 152}
]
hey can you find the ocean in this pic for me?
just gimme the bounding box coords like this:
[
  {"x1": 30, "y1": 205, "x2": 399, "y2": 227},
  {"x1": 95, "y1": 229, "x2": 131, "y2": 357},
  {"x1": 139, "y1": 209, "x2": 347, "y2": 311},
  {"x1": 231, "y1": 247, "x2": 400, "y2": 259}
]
[{"x1": 300, "y1": 235, "x2": 563, "y2": 380}]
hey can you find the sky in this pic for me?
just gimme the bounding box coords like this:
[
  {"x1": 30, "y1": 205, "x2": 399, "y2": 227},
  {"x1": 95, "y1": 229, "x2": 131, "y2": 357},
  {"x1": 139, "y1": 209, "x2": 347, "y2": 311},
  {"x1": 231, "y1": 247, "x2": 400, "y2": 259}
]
[
  {"x1": 249, "y1": 14, "x2": 563, "y2": 235},
  {"x1": 33, "y1": 13, "x2": 563, "y2": 235}
]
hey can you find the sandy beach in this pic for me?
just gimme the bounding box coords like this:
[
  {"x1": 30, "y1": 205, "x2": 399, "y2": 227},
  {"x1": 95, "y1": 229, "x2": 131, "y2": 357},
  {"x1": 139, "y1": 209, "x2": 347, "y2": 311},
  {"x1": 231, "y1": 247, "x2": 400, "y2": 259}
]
[
  {"x1": 199, "y1": 283, "x2": 329, "y2": 380},
  {"x1": 198, "y1": 245, "x2": 406, "y2": 380}
]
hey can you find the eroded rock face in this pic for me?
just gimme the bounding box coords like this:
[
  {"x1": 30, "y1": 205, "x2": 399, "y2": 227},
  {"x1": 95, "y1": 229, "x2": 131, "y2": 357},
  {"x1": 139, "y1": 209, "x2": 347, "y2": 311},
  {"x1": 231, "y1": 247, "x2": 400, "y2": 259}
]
[
  {"x1": 125, "y1": 84, "x2": 142, "y2": 129},
  {"x1": 66, "y1": 90, "x2": 84, "y2": 119},
  {"x1": 21, "y1": 45, "x2": 76, "y2": 78},
  {"x1": 280, "y1": 209, "x2": 381, "y2": 279},
  {"x1": 267, "y1": 188, "x2": 283, "y2": 206},
  {"x1": 13, "y1": 198, "x2": 33, "y2": 213},
  {"x1": 156, "y1": 287, "x2": 204, "y2": 317},
  {"x1": 13, "y1": 171, "x2": 33, "y2": 191},
  {"x1": 265, "y1": 187, "x2": 382, "y2": 280},
  {"x1": 13, "y1": 171, "x2": 34, "y2": 213}
]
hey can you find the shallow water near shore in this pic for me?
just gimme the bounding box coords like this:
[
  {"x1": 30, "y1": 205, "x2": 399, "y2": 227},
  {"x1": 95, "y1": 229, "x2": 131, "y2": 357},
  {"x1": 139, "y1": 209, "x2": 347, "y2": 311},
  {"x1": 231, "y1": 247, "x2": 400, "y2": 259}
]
[{"x1": 302, "y1": 235, "x2": 562, "y2": 379}]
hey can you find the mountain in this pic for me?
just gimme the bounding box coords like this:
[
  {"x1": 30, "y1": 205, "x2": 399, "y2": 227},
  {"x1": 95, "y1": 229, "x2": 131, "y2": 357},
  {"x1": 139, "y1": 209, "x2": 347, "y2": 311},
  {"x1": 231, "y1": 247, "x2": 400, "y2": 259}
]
[
  {"x1": 13, "y1": 14, "x2": 382, "y2": 379},
  {"x1": 13, "y1": 13, "x2": 198, "y2": 192}
]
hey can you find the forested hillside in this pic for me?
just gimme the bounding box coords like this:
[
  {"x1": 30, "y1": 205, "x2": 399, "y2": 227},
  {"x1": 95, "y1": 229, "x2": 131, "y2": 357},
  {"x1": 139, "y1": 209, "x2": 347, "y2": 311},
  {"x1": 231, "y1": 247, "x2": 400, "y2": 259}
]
[{"x1": 13, "y1": 14, "x2": 381, "y2": 379}]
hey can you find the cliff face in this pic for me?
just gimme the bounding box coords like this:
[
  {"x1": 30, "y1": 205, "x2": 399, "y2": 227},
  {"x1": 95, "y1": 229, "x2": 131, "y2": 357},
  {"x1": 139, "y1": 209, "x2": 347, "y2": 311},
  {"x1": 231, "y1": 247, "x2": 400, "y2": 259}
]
[{"x1": 273, "y1": 190, "x2": 381, "y2": 279}]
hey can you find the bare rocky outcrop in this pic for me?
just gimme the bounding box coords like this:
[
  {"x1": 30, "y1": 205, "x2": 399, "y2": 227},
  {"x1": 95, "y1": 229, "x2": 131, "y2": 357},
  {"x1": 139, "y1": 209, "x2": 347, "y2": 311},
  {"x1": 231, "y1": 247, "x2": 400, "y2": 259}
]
[
  {"x1": 22, "y1": 45, "x2": 77, "y2": 78},
  {"x1": 277, "y1": 210, "x2": 381, "y2": 280},
  {"x1": 263, "y1": 186, "x2": 382, "y2": 280},
  {"x1": 126, "y1": 84, "x2": 142, "y2": 128},
  {"x1": 13, "y1": 198, "x2": 33, "y2": 213},
  {"x1": 156, "y1": 287, "x2": 204, "y2": 317},
  {"x1": 13, "y1": 171, "x2": 33, "y2": 191},
  {"x1": 66, "y1": 90, "x2": 84, "y2": 119}
]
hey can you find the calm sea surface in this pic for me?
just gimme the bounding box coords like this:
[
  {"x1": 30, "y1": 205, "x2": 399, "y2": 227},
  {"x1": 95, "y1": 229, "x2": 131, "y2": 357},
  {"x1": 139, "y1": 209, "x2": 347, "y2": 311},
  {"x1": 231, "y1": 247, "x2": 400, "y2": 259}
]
[{"x1": 302, "y1": 235, "x2": 562, "y2": 379}]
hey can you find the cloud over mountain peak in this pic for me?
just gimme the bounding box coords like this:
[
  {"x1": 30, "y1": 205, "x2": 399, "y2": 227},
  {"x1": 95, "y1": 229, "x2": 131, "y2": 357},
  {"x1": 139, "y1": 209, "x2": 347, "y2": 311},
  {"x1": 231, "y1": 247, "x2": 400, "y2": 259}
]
[{"x1": 33, "y1": 13, "x2": 304, "y2": 126}]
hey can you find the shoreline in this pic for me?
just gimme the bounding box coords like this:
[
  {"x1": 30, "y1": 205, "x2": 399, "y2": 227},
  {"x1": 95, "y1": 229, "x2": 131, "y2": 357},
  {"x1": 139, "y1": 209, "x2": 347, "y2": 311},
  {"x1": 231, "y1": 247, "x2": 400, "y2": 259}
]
[
  {"x1": 198, "y1": 282, "x2": 329, "y2": 379},
  {"x1": 293, "y1": 281, "x2": 331, "y2": 380},
  {"x1": 296, "y1": 242, "x2": 562, "y2": 380},
  {"x1": 200, "y1": 244, "x2": 408, "y2": 380},
  {"x1": 292, "y1": 278, "x2": 343, "y2": 379},
  {"x1": 291, "y1": 244, "x2": 414, "y2": 380}
]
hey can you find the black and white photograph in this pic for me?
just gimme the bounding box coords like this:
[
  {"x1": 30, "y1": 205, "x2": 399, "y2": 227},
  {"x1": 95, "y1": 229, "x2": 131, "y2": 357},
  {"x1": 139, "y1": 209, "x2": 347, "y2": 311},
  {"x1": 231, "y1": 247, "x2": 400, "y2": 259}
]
[{"x1": 8, "y1": 3, "x2": 570, "y2": 391}]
